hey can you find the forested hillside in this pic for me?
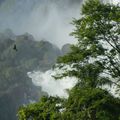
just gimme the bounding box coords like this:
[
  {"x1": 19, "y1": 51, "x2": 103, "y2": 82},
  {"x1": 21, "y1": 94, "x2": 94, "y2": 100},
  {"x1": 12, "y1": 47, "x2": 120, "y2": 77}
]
[{"x1": 0, "y1": 30, "x2": 62, "y2": 120}]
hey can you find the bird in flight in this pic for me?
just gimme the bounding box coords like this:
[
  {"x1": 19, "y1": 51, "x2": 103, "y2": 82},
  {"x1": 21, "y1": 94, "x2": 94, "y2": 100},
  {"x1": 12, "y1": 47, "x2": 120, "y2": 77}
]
[{"x1": 13, "y1": 44, "x2": 17, "y2": 51}]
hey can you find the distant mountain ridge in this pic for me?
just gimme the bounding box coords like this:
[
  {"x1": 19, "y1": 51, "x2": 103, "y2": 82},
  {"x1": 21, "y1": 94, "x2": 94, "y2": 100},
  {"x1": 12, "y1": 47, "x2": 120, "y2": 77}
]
[{"x1": 0, "y1": 30, "x2": 71, "y2": 120}]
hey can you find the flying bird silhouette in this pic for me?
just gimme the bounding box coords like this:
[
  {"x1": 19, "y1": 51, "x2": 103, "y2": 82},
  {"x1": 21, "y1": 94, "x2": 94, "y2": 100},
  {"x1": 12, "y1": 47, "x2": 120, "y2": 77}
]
[{"x1": 13, "y1": 44, "x2": 17, "y2": 51}]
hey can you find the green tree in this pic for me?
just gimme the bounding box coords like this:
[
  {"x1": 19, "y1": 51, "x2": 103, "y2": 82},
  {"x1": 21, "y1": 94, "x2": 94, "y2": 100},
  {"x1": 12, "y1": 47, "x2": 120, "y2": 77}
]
[
  {"x1": 56, "y1": 0, "x2": 120, "y2": 119},
  {"x1": 18, "y1": 96, "x2": 64, "y2": 120},
  {"x1": 57, "y1": 0, "x2": 120, "y2": 89},
  {"x1": 18, "y1": 0, "x2": 120, "y2": 119}
]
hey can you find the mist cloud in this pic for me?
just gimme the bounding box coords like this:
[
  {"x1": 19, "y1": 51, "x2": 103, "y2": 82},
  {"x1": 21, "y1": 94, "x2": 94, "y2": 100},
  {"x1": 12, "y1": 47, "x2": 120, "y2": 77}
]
[
  {"x1": 0, "y1": 0, "x2": 83, "y2": 47},
  {"x1": 27, "y1": 69, "x2": 77, "y2": 98},
  {"x1": 0, "y1": 0, "x2": 119, "y2": 47}
]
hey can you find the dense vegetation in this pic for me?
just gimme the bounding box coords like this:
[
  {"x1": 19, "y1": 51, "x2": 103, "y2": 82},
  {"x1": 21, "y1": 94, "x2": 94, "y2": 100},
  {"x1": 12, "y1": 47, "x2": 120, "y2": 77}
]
[
  {"x1": 18, "y1": 0, "x2": 120, "y2": 120},
  {"x1": 0, "y1": 30, "x2": 63, "y2": 120}
]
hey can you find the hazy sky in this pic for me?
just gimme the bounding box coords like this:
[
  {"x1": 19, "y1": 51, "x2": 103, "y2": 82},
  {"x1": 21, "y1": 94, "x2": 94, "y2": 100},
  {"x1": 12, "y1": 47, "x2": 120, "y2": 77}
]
[
  {"x1": 0, "y1": 0, "x2": 83, "y2": 47},
  {"x1": 0, "y1": 0, "x2": 119, "y2": 47}
]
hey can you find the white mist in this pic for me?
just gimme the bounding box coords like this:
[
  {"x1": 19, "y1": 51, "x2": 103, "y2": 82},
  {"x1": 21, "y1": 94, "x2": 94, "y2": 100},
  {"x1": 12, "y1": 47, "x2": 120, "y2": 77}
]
[{"x1": 27, "y1": 69, "x2": 77, "y2": 98}]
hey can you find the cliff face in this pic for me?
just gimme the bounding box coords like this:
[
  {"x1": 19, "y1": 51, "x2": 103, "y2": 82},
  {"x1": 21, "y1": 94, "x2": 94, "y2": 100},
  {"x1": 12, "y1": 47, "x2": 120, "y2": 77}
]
[
  {"x1": 0, "y1": 31, "x2": 61, "y2": 120},
  {"x1": 61, "y1": 43, "x2": 72, "y2": 55}
]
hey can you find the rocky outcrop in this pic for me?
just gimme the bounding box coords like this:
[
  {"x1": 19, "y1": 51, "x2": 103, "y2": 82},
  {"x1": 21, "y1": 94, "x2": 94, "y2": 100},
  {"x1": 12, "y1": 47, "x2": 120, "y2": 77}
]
[{"x1": 61, "y1": 43, "x2": 72, "y2": 55}]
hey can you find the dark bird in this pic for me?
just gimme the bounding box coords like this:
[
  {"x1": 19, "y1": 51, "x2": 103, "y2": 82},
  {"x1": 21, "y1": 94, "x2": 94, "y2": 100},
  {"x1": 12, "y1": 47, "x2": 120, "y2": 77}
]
[{"x1": 13, "y1": 44, "x2": 17, "y2": 51}]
